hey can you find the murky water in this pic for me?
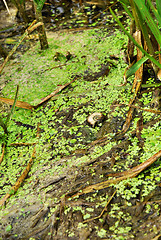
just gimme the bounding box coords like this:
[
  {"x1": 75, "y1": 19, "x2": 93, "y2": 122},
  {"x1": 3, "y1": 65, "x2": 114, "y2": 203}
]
[
  {"x1": 0, "y1": 0, "x2": 124, "y2": 68},
  {"x1": 0, "y1": 0, "x2": 122, "y2": 39}
]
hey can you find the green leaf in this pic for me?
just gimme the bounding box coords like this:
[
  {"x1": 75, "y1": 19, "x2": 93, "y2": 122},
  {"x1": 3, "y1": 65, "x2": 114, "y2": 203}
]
[
  {"x1": 135, "y1": 0, "x2": 161, "y2": 47},
  {"x1": 37, "y1": 0, "x2": 46, "y2": 11},
  {"x1": 5, "y1": 85, "x2": 19, "y2": 127},
  {"x1": 109, "y1": 7, "x2": 161, "y2": 69},
  {"x1": 156, "y1": 0, "x2": 161, "y2": 19},
  {"x1": 141, "y1": 83, "x2": 161, "y2": 88},
  {"x1": 147, "y1": 0, "x2": 161, "y2": 29},
  {"x1": 125, "y1": 56, "x2": 148, "y2": 79},
  {"x1": 20, "y1": 0, "x2": 25, "y2": 4},
  {"x1": 119, "y1": 0, "x2": 130, "y2": 5},
  {"x1": 33, "y1": 0, "x2": 39, "y2": 4}
]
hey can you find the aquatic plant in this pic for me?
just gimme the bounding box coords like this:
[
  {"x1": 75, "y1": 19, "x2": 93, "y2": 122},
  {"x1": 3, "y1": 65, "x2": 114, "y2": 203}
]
[
  {"x1": 0, "y1": 85, "x2": 18, "y2": 135},
  {"x1": 110, "y1": 0, "x2": 161, "y2": 80}
]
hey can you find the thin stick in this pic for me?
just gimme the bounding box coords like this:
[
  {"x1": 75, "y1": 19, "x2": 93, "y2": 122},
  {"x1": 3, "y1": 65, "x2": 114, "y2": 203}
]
[
  {"x1": 2, "y1": 0, "x2": 11, "y2": 15},
  {"x1": 83, "y1": 190, "x2": 116, "y2": 223},
  {"x1": 0, "y1": 144, "x2": 5, "y2": 164},
  {"x1": 34, "y1": 78, "x2": 77, "y2": 109}
]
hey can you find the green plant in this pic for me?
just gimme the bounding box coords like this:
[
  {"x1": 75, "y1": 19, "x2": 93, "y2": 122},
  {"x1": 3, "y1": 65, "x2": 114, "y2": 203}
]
[
  {"x1": 33, "y1": 0, "x2": 46, "y2": 11},
  {"x1": 110, "y1": 0, "x2": 161, "y2": 78},
  {"x1": 0, "y1": 85, "x2": 19, "y2": 135}
]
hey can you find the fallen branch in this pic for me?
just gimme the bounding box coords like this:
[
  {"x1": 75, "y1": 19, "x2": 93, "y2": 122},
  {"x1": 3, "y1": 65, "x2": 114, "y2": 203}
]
[
  {"x1": 0, "y1": 78, "x2": 77, "y2": 110},
  {"x1": 118, "y1": 30, "x2": 144, "y2": 135},
  {"x1": 83, "y1": 190, "x2": 116, "y2": 223},
  {"x1": 68, "y1": 150, "x2": 161, "y2": 199},
  {"x1": 0, "y1": 97, "x2": 34, "y2": 110}
]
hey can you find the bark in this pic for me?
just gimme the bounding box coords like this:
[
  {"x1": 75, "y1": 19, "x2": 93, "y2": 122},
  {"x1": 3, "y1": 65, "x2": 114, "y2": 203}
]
[
  {"x1": 34, "y1": 3, "x2": 49, "y2": 50},
  {"x1": 127, "y1": 19, "x2": 136, "y2": 64}
]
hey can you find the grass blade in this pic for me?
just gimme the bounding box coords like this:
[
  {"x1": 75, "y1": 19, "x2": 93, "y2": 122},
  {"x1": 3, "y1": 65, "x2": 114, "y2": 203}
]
[
  {"x1": 0, "y1": 117, "x2": 8, "y2": 134},
  {"x1": 5, "y1": 85, "x2": 19, "y2": 127},
  {"x1": 156, "y1": 0, "x2": 161, "y2": 19},
  {"x1": 121, "y1": 3, "x2": 133, "y2": 18},
  {"x1": 125, "y1": 56, "x2": 148, "y2": 79},
  {"x1": 109, "y1": 7, "x2": 161, "y2": 69},
  {"x1": 147, "y1": 0, "x2": 161, "y2": 28},
  {"x1": 134, "y1": 0, "x2": 161, "y2": 47}
]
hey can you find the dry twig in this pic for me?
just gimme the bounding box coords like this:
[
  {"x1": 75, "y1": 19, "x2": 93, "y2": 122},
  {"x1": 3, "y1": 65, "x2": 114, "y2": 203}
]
[
  {"x1": 83, "y1": 190, "x2": 116, "y2": 223},
  {"x1": 0, "y1": 143, "x2": 5, "y2": 164}
]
